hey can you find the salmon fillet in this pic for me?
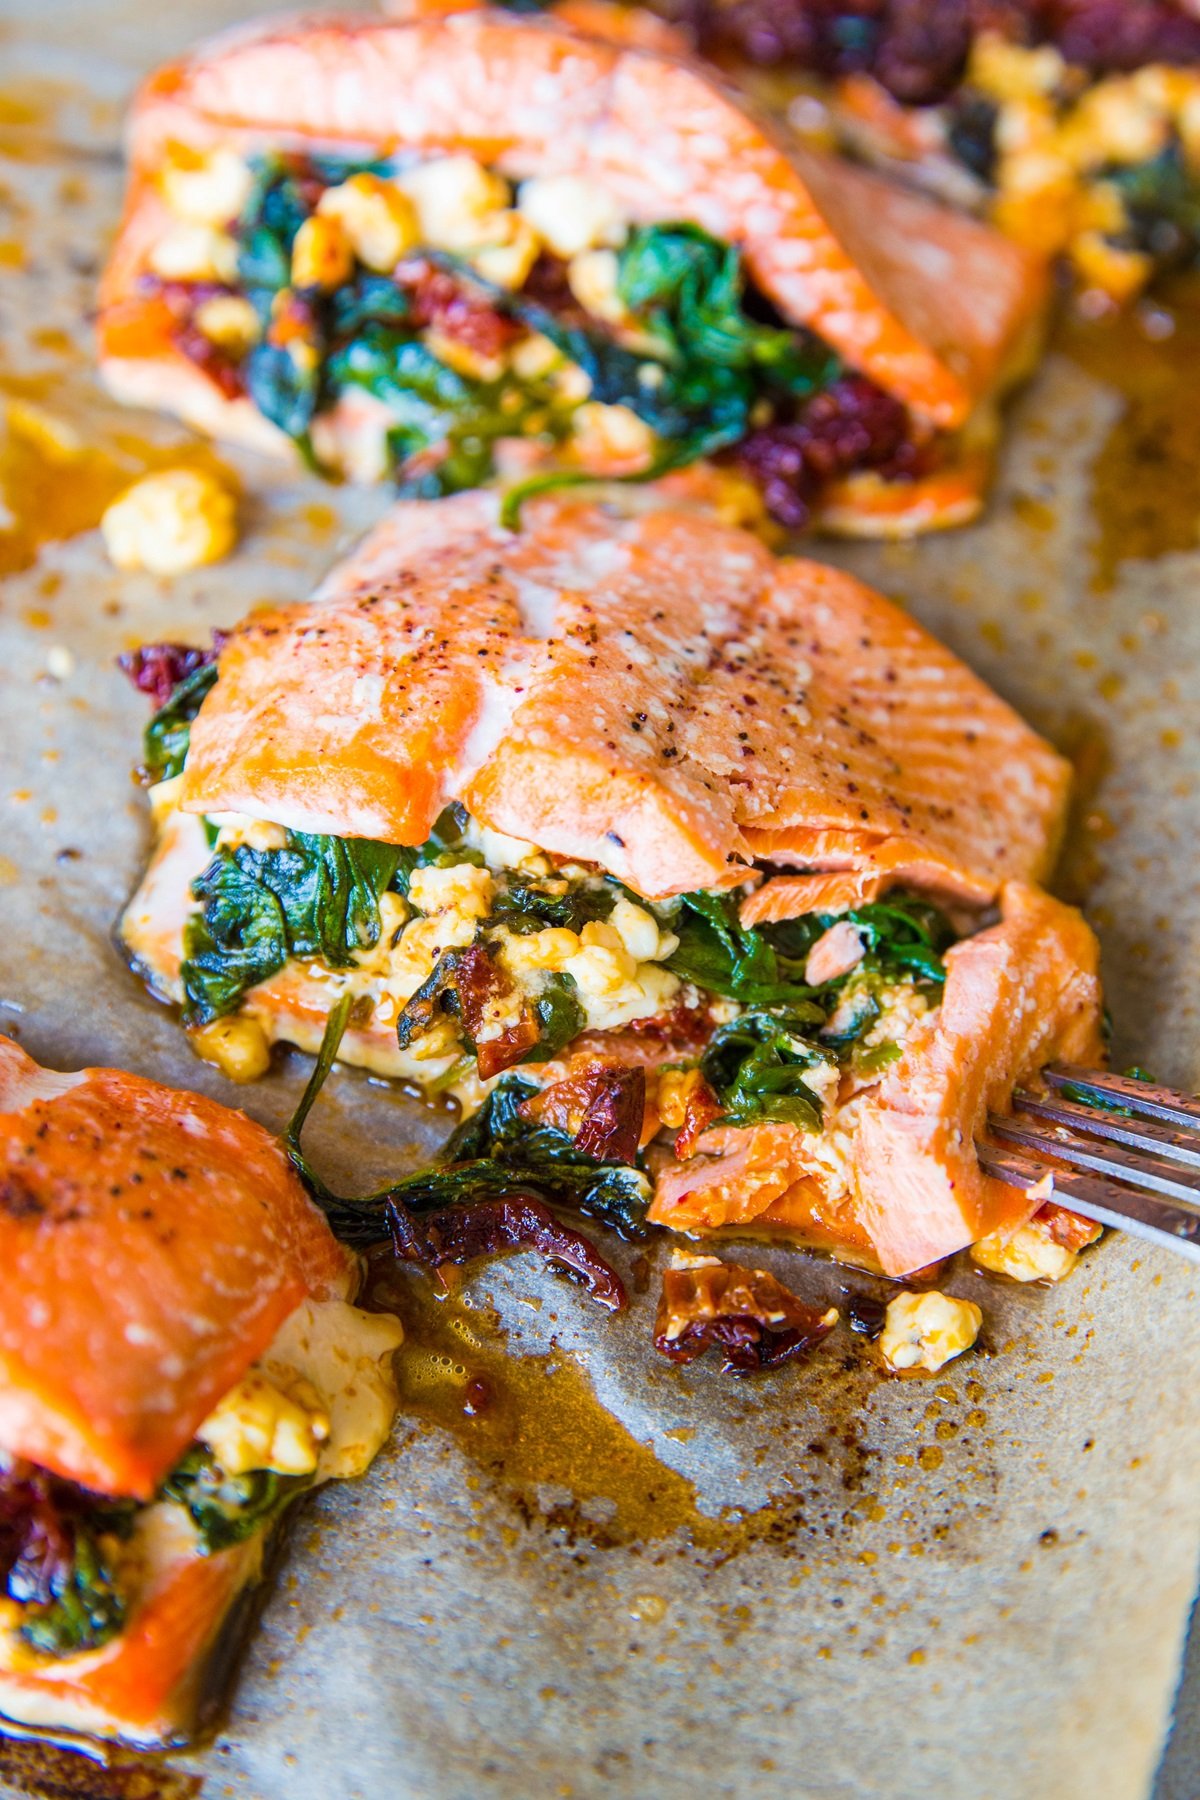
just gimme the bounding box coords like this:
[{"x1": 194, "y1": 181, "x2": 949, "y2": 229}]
[
  {"x1": 0, "y1": 1035, "x2": 350, "y2": 1499},
  {"x1": 179, "y1": 489, "x2": 1070, "y2": 905},
  {"x1": 648, "y1": 884, "x2": 1105, "y2": 1274},
  {"x1": 98, "y1": 9, "x2": 1046, "y2": 439}
]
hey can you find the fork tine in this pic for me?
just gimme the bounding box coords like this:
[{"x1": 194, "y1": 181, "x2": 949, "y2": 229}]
[
  {"x1": 977, "y1": 1140, "x2": 1200, "y2": 1263},
  {"x1": 1013, "y1": 1088, "x2": 1200, "y2": 1170},
  {"x1": 987, "y1": 1114, "x2": 1200, "y2": 1204},
  {"x1": 1044, "y1": 1064, "x2": 1200, "y2": 1132}
]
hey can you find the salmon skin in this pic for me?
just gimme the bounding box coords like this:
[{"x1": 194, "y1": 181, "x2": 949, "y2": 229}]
[
  {"x1": 0, "y1": 1035, "x2": 349, "y2": 1501},
  {"x1": 179, "y1": 488, "x2": 1070, "y2": 904},
  {"x1": 0, "y1": 1037, "x2": 401, "y2": 1751},
  {"x1": 97, "y1": 6, "x2": 1047, "y2": 534}
]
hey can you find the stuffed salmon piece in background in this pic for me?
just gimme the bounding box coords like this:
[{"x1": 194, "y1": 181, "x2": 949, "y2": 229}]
[{"x1": 97, "y1": 6, "x2": 1048, "y2": 536}]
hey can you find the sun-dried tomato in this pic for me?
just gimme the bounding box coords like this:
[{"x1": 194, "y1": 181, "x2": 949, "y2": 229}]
[
  {"x1": 733, "y1": 374, "x2": 932, "y2": 530},
  {"x1": 1032, "y1": 1200, "x2": 1102, "y2": 1251},
  {"x1": 118, "y1": 633, "x2": 228, "y2": 710},
  {"x1": 394, "y1": 257, "x2": 524, "y2": 360},
  {"x1": 397, "y1": 945, "x2": 540, "y2": 1079},
  {"x1": 672, "y1": 1076, "x2": 724, "y2": 1160},
  {"x1": 388, "y1": 1194, "x2": 626, "y2": 1310},
  {"x1": 0, "y1": 1462, "x2": 82, "y2": 1609},
  {"x1": 654, "y1": 1258, "x2": 837, "y2": 1372}
]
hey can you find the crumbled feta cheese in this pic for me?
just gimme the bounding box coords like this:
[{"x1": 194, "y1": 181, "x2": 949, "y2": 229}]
[
  {"x1": 567, "y1": 247, "x2": 629, "y2": 325},
  {"x1": 317, "y1": 173, "x2": 419, "y2": 272},
  {"x1": 971, "y1": 1214, "x2": 1100, "y2": 1284},
  {"x1": 195, "y1": 294, "x2": 261, "y2": 355},
  {"x1": 609, "y1": 894, "x2": 676, "y2": 963},
  {"x1": 210, "y1": 812, "x2": 289, "y2": 853},
  {"x1": 470, "y1": 212, "x2": 540, "y2": 290},
  {"x1": 517, "y1": 175, "x2": 626, "y2": 259},
  {"x1": 189, "y1": 1013, "x2": 272, "y2": 1084},
  {"x1": 571, "y1": 401, "x2": 656, "y2": 467},
  {"x1": 880, "y1": 1290, "x2": 982, "y2": 1374},
  {"x1": 198, "y1": 1369, "x2": 329, "y2": 1477},
  {"x1": 160, "y1": 145, "x2": 253, "y2": 226},
  {"x1": 148, "y1": 221, "x2": 239, "y2": 284},
  {"x1": 291, "y1": 213, "x2": 355, "y2": 290},
  {"x1": 396, "y1": 155, "x2": 511, "y2": 250},
  {"x1": 101, "y1": 468, "x2": 237, "y2": 576},
  {"x1": 407, "y1": 861, "x2": 495, "y2": 920}
]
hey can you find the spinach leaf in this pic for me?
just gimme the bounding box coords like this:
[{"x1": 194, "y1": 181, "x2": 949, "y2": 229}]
[
  {"x1": 286, "y1": 1003, "x2": 651, "y2": 1242},
  {"x1": 664, "y1": 889, "x2": 818, "y2": 1006},
  {"x1": 701, "y1": 1009, "x2": 828, "y2": 1134},
  {"x1": 489, "y1": 873, "x2": 616, "y2": 934},
  {"x1": 760, "y1": 891, "x2": 955, "y2": 989},
  {"x1": 143, "y1": 660, "x2": 219, "y2": 783},
  {"x1": 1108, "y1": 144, "x2": 1200, "y2": 269},
  {"x1": 162, "y1": 1444, "x2": 307, "y2": 1555},
  {"x1": 182, "y1": 832, "x2": 405, "y2": 1026},
  {"x1": 521, "y1": 975, "x2": 587, "y2": 1064},
  {"x1": 617, "y1": 224, "x2": 837, "y2": 400},
  {"x1": 18, "y1": 1523, "x2": 127, "y2": 1659}
]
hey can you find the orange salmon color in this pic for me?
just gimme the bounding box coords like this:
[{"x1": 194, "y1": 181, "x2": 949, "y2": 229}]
[
  {"x1": 179, "y1": 488, "x2": 1071, "y2": 906},
  {"x1": 0, "y1": 1035, "x2": 349, "y2": 1500}
]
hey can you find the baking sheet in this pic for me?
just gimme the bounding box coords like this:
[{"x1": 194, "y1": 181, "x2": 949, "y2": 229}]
[{"x1": 2, "y1": 6, "x2": 1200, "y2": 1795}]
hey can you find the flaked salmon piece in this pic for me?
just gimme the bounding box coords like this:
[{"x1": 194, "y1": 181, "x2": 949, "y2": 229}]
[
  {"x1": 0, "y1": 1035, "x2": 350, "y2": 1500},
  {"x1": 179, "y1": 490, "x2": 1070, "y2": 905},
  {"x1": 740, "y1": 870, "x2": 885, "y2": 926},
  {"x1": 647, "y1": 884, "x2": 1104, "y2": 1275},
  {"x1": 99, "y1": 9, "x2": 1046, "y2": 441}
]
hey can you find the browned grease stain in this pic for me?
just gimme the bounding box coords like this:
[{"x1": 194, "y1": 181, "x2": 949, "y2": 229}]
[
  {"x1": 0, "y1": 373, "x2": 236, "y2": 578},
  {"x1": 0, "y1": 1737, "x2": 200, "y2": 1800},
  {"x1": 1061, "y1": 282, "x2": 1200, "y2": 589},
  {"x1": 1052, "y1": 711, "x2": 1115, "y2": 906},
  {"x1": 0, "y1": 82, "x2": 88, "y2": 165},
  {"x1": 369, "y1": 1257, "x2": 897, "y2": 1560}
]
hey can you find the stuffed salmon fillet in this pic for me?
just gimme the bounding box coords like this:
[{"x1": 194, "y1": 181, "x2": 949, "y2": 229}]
[
  {"x1": 0, "y1": 1035, "x2": 403, "y2": 1749},
  {"x1": 119, "y1": 487, "x2": 1102, "y2": 1276},
  {"x1": 97, "y1": 7, "x2": 1047, "y2": 536}
]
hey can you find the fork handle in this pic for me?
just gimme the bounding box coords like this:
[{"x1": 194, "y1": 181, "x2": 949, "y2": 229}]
[{"x1": 977, "y1": 1140, "x2": 1200, "y2": 1265}]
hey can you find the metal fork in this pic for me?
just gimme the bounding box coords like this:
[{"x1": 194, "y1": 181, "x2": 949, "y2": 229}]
[{"x1": 977, "y1": 1065, "x2": 1200, "y2": 1264}]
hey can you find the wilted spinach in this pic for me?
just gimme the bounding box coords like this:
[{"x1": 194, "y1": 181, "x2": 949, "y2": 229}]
[
  {"x1": 285, "y1": 999, "x2": 651, "y2": 1243},
  {"x1": 17, "y1": 1522, "x2": 128, "y2": 1659},
  {"x1": 700, "y1": 1008, "x2": 828, "y2": 1133},
  {"x1": 763, "y1": 894, "x2": 954, "y2": 987},
  {"x1": 182, "y1": 832, "x2": 405, "y2": 1026},
  {"x1": 662, "y1": 889, "x2": 816, "y2": 1005},
  {"x1": 142, "y1": 660, "x2": 219, "y2": 784},
  {"x1": 163, "y1": 1445, "x2": 307, "y2": 1555},
  {"x1": 488, "y1": 872, "x2": 616, "y2": 935}
]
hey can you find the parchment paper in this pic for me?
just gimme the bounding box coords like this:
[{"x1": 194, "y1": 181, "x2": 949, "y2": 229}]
[{"x1": 1, "y1": 6, "x2": 1199, "y2": 1796}]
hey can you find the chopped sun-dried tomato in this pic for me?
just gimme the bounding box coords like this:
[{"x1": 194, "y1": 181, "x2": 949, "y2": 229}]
[
  {"x1": 388, "y1": 1194, "x2": 626, "y2": 1310},
  {"x1": 395, "y1": 257, "x2": 524, "y2": 360},
  {"x1": 396, "y1": 945, "x2": 539, "y2": 1079},
  {"x1": 654, "y1": 1258, "x2": 837, "y2": 1372},
  {"x1": 1033, "y1": 1201, "x2": 1102, "y2": 1252},
  {"x1": 672, "y1": 1076, "x2": 724, "y2": 1160},
  {"x1": 118, "y1": 633, "x2": 227, "y2": 709}
]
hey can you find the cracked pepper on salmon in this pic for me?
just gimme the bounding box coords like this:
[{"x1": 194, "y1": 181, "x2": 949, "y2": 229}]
[
  {"x1": 97, "y1": 5, "x2": 1047, "y2": 535},
  {"x1": 121, "y1": 486, "x2": 1104, "y2": 1280},
  {"x1": 0, "y1": 1034, "x2": 402, "y2": 1749}
]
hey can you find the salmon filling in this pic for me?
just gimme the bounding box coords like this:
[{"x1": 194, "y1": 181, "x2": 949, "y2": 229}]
[
  {"x1": 125, "y1": 769, "x2": 1079, "y2": 1274},
  {"x1": 137, "y1": 144, "x2": 938, "y2": 527}
]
